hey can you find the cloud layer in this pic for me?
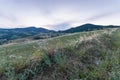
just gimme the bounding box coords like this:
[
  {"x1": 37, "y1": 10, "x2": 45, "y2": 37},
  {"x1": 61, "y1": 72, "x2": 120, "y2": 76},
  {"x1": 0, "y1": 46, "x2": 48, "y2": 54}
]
[{"x1": 0, "y1": 0, "x2": 120, "y2": 30}]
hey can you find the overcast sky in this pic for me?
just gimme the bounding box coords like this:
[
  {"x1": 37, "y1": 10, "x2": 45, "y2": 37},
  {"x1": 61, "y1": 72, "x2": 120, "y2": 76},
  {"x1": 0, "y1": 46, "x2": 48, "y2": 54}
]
[{"x1": 0, "y1": 0, "x2": 120, "y2": 30}]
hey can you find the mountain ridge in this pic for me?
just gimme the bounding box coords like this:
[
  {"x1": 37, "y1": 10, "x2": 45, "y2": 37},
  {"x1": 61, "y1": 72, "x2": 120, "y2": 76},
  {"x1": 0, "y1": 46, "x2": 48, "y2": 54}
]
[
  {"x1": 0, "y1": 23, "x2": 120, "y2": 44},
  {"x1": 62, "y1": 23, "x2": 120, "y2": 33},
  {"x1": 0, "y1": 26, "x2": 55, "y2": 44}
]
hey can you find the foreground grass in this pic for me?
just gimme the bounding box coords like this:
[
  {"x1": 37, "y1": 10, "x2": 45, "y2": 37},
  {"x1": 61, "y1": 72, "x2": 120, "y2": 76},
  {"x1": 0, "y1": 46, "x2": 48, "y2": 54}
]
[{"x1": 0, "y1": 29, "x2": 119, "y2": 80}]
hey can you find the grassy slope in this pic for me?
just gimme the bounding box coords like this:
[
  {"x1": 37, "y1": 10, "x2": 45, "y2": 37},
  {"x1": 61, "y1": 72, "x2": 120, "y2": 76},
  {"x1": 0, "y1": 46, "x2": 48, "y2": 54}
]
[
  {"x1": 0, "y1": 30, "x2": 107, "y2": 71},
  {"x1": 0, "y1": 29, "x2": 119, "y2": 80}
]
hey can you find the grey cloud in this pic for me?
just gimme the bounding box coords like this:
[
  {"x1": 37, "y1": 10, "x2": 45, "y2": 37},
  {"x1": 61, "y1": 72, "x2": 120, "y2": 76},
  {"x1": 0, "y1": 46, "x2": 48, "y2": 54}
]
[
  {"x1": 0, "y1": 12, "x2": 18, "y2": 22},
  {"x1": 0, "y1": 0, "x2": 120, "y2": 29},
  {"x1": 85, "y1": 10, "x2": 120, "y2": 22}
]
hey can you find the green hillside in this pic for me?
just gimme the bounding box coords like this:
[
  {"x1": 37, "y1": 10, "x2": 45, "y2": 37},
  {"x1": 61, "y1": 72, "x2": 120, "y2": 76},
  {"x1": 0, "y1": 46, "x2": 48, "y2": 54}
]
[
  {"x1": 0, "y1": 27, "x2": 56, "y2": 45},
  {"x1": 0, "y1": 28, "x2": 120, "y2": 80}
]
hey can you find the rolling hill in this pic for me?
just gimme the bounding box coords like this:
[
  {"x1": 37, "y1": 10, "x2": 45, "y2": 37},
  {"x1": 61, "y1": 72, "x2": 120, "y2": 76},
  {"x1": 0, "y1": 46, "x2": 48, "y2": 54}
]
[
  {"x1": 0, "y1": 27, "x2": 56, "y2": 45},
  {"x1": 0, "y1": 28, "x2": 120, "y2": 80},
  {"x1": 63, "y1": 24, "x2": 120, "y2": 33},
  {"x1": 0, "y1": 24, "x2": 120, "y2": 45}
]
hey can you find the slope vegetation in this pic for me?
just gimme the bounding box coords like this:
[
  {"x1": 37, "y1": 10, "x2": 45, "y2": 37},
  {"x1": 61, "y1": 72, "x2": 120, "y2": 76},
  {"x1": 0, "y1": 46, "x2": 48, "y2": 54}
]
[{"x1": 0, "y1": 28, "x2": 119, "y2": 80}]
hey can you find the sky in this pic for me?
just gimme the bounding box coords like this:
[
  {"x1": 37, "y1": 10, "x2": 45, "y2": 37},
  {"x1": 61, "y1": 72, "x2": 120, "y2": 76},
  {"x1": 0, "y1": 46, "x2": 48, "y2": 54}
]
[{"x1": 0, "y1": 0, "x2": 120, "y2": 30}]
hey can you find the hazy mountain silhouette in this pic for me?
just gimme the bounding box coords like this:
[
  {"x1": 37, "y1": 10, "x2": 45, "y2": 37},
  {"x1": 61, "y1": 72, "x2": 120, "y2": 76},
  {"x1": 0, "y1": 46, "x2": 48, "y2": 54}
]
[
  {"x1": 0, "y1": 24, "x2": 120, "y2": 44},
  {"x1": 62, "y1": 24, "x2": 120, "y2": 33},
  {"x1": 0, "y1": 27, "x2": 55, "y2": 44}
]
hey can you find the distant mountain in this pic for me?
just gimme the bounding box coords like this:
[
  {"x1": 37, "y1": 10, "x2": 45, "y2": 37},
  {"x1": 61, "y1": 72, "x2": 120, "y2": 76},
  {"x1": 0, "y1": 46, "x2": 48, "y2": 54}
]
[
  {"x1": 63, "y1": 24, "x2": 120, "y2": 33},
  {"x1": 0, "y1": 24, "x2": 120, "y2": 45},
  {"x1": 0, "y1": 27, "x2": 55, "y2": 44},
  {"x1": 0, "y1": 26, "x2": 54, "y2": 34}
]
